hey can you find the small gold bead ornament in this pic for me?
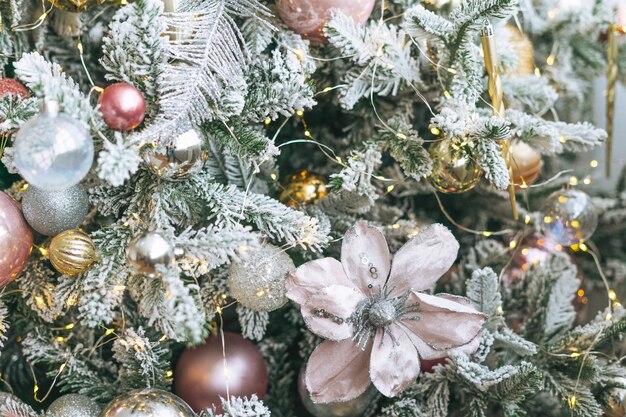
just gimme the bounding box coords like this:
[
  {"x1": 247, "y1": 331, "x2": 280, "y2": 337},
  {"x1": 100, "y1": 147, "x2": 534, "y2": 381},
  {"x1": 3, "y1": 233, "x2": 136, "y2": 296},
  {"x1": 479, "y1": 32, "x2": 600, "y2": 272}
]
[
  {"x1": 279, "y1": 169, "x2": 328, "y2": 208},
  {"x1": 49, "y1": 229, "x2": 97, "y2": 276}
]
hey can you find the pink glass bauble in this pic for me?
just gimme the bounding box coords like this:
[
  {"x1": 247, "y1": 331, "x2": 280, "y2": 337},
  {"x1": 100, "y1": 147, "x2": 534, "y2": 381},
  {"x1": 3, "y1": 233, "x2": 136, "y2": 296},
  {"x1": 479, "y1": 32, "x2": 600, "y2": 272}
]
[
  {"x1": 276, "y1": 0, "x2": 376, "y2": 43},
  {"x1": 174, "y1": 332, "x2": 268, "y2": 413},
  {"x1": 98, "y1": 82, "x2": 146, "y2": 131},
  {"x1": 0, "y1": 192, "x2": 32, "y2": 287}
]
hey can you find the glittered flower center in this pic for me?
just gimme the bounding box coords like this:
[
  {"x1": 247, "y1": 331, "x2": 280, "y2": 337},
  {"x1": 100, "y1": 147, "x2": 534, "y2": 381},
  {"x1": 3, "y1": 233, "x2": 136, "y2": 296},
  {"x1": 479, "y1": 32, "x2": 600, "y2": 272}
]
[{"x1": 368, "y1": 300, "x2": 397, "y2": 328}]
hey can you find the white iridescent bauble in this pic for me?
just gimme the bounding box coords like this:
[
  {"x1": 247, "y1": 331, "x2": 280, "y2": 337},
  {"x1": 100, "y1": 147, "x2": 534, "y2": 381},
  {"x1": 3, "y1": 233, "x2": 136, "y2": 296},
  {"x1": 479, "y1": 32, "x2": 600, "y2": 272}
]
[
  {"x1": 22, "y1": 184, "x2": 89, "y2": 236},
  {"x1": 99, "y1": 389, "x2": 194, "y2": 417},
  {"x1": 13, "y1": 101, "x2": 94, "y2": 190},
  {"x1": 228, "y1": 244, "x2": 295, "y2": 312},
  {"x1": 48, "y1": 394, "x2": 100, "y2": 417},
  {"x1": 541, "y1": 189, "x2": 598, "y2": 246}
]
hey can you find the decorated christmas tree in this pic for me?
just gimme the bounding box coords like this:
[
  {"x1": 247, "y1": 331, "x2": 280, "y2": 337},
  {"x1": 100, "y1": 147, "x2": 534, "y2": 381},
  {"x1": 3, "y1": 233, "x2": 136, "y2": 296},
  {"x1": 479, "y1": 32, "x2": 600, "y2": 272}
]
[{"x1": 0, "y1": 0, "x2": 624, "y2": 416}]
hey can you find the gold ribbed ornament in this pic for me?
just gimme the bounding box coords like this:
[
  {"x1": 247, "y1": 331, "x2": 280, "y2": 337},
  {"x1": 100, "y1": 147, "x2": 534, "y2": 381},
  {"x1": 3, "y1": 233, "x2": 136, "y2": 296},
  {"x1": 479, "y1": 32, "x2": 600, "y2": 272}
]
[{"x1": 49, "y1": 229, "x2": 97, "y2": 276}]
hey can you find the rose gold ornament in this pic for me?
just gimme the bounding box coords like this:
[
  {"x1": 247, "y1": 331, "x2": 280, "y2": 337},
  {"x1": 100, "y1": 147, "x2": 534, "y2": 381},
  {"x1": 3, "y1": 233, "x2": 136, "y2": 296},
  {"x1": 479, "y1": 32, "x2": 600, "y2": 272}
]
[
  {"x1": 0, "y1": 192, "x2": 32, "y2": 287},
  {"x1": 275, "y1": 0, "x2": 376, "y2": 43},
  {"x1": 509, "y1": 141, "x2": 542, "y2": 190},
  {"x1": 174, "y1": 332, "x2": 268, "y2": 413},
  {"x1": 98, "y1": 83, "x2": 146, "y2": 131},
  {"x1": 0, "y1": 79, "x2": 28, "y2": 100}
]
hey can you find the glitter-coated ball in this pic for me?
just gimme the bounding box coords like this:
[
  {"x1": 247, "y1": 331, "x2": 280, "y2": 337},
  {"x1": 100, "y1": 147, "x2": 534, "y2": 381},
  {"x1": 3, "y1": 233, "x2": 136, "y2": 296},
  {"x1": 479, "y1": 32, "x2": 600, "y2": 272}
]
[
  {"x1": 49, "y1": 229, "x2": 97, "y2": 276},
  {"x1": 126, "y1": 232, "x2": 174, "y2": 275},
  {"x1": 98, "y1": 83, "x2": 146, "y2": 131},
  {"x1": 605, "y1": 378, "x2": 626, "y2": 417},
  {"x1": 279, "y1": 169, "x2": 328, "y2": 208},
  {"x1": 99, "y1": 388, "x2": 194, "y2": 417},
  {"x1": 0, "y1": 78, "x2": 28, "y2": 100},
  {"x1": 144, "y1": 129, "x2": 206, "y2": 181},
  {"x1": 228, "y1": 244, "x2": 295, "y2": 312},
  {"x1": 509, "y1": 141, "x2": 542, "y2": 190},
  {"x1": 541, "y1": 189, "x2": 598, "y2": 246},
  {"x1": 49, "y1": 0, "x2": 105, "y2": 12},
  {"x1": 276, "y1": 0, "x2": 376, "y2": 43},
  {"x1": 429, "y1": 140, "x2": 482, "y2": 194},
  {"x1": 48, "y1": 394, "x2": 100, "y2": 417},
  {"x1": 297, "y1": 365, "x2": 377, "y2": 417},
  {"x1": 22, "y1": 184, "x2": 89, "y2": 236},
  {"x1": 0, "y1": 192, "x2": 33, "y2": 288},
  {"x1": 13, "y1": 101, "x2": 94, "y2": 191}
]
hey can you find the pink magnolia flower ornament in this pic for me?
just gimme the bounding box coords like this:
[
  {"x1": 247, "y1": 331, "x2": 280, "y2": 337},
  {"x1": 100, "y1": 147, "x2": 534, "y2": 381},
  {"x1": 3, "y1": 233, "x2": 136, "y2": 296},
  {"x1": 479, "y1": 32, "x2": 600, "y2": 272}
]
[{"x1": 286, "y1": 221, "x2": 486, "y2": 403}]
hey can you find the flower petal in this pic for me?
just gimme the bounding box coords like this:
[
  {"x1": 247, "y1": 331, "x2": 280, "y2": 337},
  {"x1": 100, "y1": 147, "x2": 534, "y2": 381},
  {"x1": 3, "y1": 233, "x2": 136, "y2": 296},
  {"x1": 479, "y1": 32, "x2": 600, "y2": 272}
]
[
  {"x1": 341, "y1": 221, "x2": 391, "y2": 296},
  {"x1": 369, "y1": 325, "x2": 420, "y2": 397},
  {"x1": 302, "y1": 285, "x2": 365, "y2": 341},
  {"x1": 388, "y1": 224, "x2": 459, "y2": 296},
  {"x1": 400, "y1": 293, "x2": 485, "y2": 353},
  {"x1": 305, "y1": 339, "x2": 372, "y2": 404},
  {"x1": 286, "y1": 258, "x2": 355, "y2": 306}
]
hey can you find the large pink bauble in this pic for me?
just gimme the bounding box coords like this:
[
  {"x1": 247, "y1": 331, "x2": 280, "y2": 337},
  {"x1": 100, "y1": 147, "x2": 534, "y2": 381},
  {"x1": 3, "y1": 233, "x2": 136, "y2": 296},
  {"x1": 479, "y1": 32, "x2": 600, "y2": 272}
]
[
  {"x1": 98, "y1": 82, "x2": 146, "y2": 131},
  {"x1": 0, "y1": 192, "x2": 32, "y2": 287},
  {"x1": 276, "y1": 0, "x2": 376, "y2": 43},
  {"x1": 174, "y1": 332, "x2": 268, "y2": 413}
]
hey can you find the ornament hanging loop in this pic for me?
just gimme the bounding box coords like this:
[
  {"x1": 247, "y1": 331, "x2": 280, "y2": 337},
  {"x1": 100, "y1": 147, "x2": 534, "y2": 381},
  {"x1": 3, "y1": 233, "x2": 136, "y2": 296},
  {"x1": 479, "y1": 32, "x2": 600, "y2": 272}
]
[
  {"x1": 606, "y1": 23, "x2": 619, "y2": 178},
  {"x1": 481, "y1": 22, "x2": 518, "y2": 221}
]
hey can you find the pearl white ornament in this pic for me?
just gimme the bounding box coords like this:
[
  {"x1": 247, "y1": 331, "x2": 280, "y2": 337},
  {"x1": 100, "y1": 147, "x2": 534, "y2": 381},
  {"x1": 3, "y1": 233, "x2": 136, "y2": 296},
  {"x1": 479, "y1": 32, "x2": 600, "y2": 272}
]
[
  {"x1": 228, "y1": 244, "x2": 295, "y2": 312},
  {"x1": 13, "y1": 101, "x2": 94, "y2": 191}
]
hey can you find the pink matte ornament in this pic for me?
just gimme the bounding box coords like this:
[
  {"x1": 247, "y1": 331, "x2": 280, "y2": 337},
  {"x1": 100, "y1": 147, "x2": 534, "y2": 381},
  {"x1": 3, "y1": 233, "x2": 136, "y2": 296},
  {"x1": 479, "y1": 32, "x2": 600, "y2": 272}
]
[
  {"x1": 174, "y1": 332, "x2": 268, "y2": 414},
  {"x1": 275, "y1": 0, "x2": 376, "y2": 43},
  {"x1": 0, "y1": 192, "x2": 32, "y2": 288},
  {"x1": 286, "y1": 221, "x2": 486, "y2": 403},
  {"x1": 98, "y1": 82, "x2": 146, "y2": 131}
]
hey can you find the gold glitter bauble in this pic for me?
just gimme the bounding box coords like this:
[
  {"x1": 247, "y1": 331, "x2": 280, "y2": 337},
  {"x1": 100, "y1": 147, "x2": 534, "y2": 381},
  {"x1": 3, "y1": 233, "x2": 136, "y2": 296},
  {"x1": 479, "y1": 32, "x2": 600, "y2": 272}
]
[
  {"x1": 509, "y1": 141, "x2": 542, "y2": 190},
  {"x1": 49, "y1": 0, "x2": 106, "y2": 12},
  {"x1": 279, "y1": 169, "x2": 328, "y2": 208},
  {"x1": 502, "y1": 23, "x2": 534, "y2": 76},
  {"x1": 49, "y1": 229, "x2": 97, "y2": 276},
  {"x1": 428, "y1": 140, "x2": 482, "y2": 194}
]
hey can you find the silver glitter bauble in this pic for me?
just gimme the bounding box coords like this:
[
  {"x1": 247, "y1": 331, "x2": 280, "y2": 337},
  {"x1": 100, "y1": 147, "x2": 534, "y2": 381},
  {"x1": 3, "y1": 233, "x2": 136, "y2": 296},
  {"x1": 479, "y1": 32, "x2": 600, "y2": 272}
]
[
  {"x1": 144, "y1": 129, "x2": 206, "y2": 181},
  {"x1": 126, "y1": 232, "x2": 174, "y2": 275},
  {"x1": 541, "y1": 189, "x2": 598, "y2": 246},
  {"x1": 99, "y1": 389, "x2": 194, "y2": 417},
  {"x1": 228, "y1": 244, "x2": 295, "y2": 312},
  {"x1": 48, "y1": 394, "x2": 100, "y2": 417},
  {"x1": 13, "y1": 101, "x2": 94, "y2": 191},
  {"x1": 298, "y1": 365, "x2": 378, "y2": 417},
  {"x1": 22, "y1": 184, "x2": 89, "y2": 236}
]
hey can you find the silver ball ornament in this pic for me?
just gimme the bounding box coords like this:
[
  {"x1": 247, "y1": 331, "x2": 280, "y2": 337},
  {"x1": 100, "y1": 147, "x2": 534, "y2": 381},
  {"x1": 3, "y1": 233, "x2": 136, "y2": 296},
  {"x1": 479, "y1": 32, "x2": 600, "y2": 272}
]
[
  {"x1": 126, "y1": 232, "x2": 174, "y2": 275},
  {"x1": 48, "y1": 394, "x2": 100, "y2": 417},
  {"x1": 13, "y1": 101, "x2": 94, "y2": 190},
  {"x1": 298, "y1": 365, "x2": 378, "y2": 417},
  {"x1": 228, "y1": 244, "x2": 295, "y2": 312},
  {"x1": 22, "y1": 184, "x2": 89, "y2": 236},
  {"x1": 541, "y1": 189, "x2": 598, "y2": 246},
  {"x1": 144, "y1": 129, "x2": 206, "y2": 181},
  {"x1": 99, "y1": 388, "x2": 194, "y2": 417}
]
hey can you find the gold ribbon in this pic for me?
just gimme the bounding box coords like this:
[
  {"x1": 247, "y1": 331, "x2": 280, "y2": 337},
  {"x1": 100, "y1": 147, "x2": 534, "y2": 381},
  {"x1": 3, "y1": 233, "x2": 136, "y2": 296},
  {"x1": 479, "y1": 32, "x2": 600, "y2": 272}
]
[
  {"x1": 481, "y1": 23, "x2": 518, "y2": 221},
  {"x1": 606, "y1": 24, "x2": 619, "y2": 178}
]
